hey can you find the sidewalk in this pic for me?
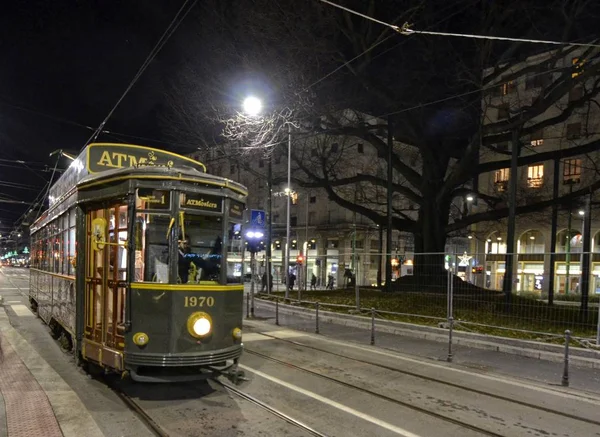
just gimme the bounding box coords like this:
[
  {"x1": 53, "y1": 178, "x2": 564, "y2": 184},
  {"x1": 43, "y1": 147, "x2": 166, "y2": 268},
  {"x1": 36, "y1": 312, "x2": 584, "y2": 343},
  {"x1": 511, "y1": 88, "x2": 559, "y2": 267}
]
[
  {"x1": 0, "y1": 308, "x2": 104, "y2": 437},
  {"x1": 249, "y1": 297, "x2": 600, "y2": 395}
]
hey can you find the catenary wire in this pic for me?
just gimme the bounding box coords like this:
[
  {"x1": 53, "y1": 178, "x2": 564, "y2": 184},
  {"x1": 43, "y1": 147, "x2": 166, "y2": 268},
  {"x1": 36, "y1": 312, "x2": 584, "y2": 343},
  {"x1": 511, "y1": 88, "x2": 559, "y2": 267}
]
[
  {"x1": 85, "y1": 0, "x2": 198, "y2": 147},
  {"x1": 316, "y1": 0, "x2": 600, "y2": 49},
  {"x1": 303, "y1": 0, "x2": 475, "y2": 93}
]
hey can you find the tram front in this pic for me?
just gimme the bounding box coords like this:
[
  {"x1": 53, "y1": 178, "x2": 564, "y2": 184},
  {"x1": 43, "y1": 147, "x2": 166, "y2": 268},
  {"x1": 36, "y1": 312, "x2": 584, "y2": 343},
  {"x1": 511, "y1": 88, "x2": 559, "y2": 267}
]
[{"x1": 121, "y1": 184, "x2": 246, "y2": 382}]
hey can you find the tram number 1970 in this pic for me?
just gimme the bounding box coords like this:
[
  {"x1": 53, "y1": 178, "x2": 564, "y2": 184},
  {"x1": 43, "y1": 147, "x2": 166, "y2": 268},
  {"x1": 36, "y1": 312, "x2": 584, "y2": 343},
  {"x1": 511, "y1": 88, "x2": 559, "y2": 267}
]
[{"x1": 184, "y1": 296, "x2": 215, "y2": 307}]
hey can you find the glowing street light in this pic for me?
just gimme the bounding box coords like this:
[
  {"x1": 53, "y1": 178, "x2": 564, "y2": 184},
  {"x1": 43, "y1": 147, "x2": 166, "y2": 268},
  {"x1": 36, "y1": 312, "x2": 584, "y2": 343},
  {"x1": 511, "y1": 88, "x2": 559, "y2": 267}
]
[
  {"x1": 242, "y1": 96, "x2": 262, "y2": 116},
  {"x1": 466, "y1": 195, "x2": 474, "y2": 202}
]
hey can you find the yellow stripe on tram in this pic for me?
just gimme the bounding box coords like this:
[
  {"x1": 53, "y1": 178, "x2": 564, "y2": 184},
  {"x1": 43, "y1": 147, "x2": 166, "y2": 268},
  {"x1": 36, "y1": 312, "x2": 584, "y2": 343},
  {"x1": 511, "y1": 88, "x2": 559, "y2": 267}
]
[{"x1": 130, "y1": 283, "x2": 244, "y2": 292}]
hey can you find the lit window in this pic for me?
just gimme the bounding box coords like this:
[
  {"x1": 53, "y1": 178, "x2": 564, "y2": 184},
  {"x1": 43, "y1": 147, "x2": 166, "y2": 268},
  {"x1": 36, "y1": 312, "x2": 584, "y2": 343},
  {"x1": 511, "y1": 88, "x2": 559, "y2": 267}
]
[
  {"x1": 530, "y1": 129, "x2": 544, "y2": 146},
  {"x1": 494, "y1": 168, "x2": 510, "y2": 191},
  {"x1": 500, "y1": 81, "x2": 515, "y2": 96},
  {"x1": 572, "y1": 57, "x2": 585, "y2": 78},
  {"x1": 527, "y1": 164, "x2": 544, "y2": 188},
  {"x1": 563, "y1": 159, "x2": 582, "y2": 184}
]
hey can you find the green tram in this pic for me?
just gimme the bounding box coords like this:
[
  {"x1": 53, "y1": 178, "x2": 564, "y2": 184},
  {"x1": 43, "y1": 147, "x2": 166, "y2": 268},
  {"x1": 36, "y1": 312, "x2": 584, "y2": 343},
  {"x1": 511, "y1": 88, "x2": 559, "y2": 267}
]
[{"x1": 29, "y1": 143, "x2": 247, "y2": 382}]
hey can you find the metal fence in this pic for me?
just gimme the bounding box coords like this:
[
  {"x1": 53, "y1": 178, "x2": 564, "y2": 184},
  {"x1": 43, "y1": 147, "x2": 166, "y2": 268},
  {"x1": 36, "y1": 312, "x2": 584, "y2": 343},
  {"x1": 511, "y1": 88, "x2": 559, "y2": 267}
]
[{"x1": 250, "y1": 250, "x2": 600, "y2": 344}]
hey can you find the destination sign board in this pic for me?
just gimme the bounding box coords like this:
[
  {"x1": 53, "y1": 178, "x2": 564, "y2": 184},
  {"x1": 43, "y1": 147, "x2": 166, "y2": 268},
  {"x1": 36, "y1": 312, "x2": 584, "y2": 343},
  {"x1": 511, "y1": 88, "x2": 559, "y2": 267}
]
[
  {"x1": 181, "y1": 193, "x2": 223, "y2": 212},
  {"x1": 229, "y1": 200, "x2": 244, "y2": 220},
  {"x1": 87, "y1": 143, "x2": 206, "y2": 174},
  {"x1": 137, "y1": 188, "x2": 170, "y2": 209}
]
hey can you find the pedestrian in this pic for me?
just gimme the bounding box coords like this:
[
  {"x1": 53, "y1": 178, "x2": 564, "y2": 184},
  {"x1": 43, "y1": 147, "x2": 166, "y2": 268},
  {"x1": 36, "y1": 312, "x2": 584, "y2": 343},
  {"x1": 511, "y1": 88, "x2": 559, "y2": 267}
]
[
  {"x1": 327, "y1": 273, "x2": 334, "y2": 290},
  {"x1": 310, "y1": 273, "x2": 317, "y2": 290},
  {"x1": 289, "y1": 272, "x2": 296, "y2": 290},
  {"x1": 261, "y1": 272, "x2": 267, "y2": 293}
]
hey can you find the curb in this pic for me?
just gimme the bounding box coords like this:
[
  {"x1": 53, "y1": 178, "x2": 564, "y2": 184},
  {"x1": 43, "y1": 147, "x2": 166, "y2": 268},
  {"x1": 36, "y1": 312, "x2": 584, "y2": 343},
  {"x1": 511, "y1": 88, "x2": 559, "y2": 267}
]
[{"x1": 253, "y1": 298, "x2": 600, "y2": 369}]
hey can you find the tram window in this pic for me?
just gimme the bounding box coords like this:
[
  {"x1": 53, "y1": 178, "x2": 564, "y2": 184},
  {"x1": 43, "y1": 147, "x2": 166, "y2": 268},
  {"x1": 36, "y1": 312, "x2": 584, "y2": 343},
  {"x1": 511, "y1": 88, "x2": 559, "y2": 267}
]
[
  {"x1": 179, "y1": 214, "x2": 223, "y2": 284},
  {"x1": 107, "y1": 206, "x2": 128, "y2": 281},
  {"x1": 226, "y1": 222, "x2": 244, "y2": 283},
  {"x1": 53, "y1": 220, "x2": 61, "y2": 274},
  {"x1": 134, "y1": 213, "x2": 171, "y2": 282}
]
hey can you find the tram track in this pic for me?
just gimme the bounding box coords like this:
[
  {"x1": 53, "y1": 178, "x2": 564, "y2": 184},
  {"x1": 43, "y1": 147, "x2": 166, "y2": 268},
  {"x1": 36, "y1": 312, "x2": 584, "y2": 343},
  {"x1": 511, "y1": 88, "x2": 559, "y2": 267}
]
[
  {"x1": 215, "y1": 378, "x2": 330, "y2": 437},
  {"x1": 243, "y1": 348, "x2": 504, "y2": 437},
  {"x1": 105, "y1": 378, "x2": 170, "y2": 437},
  {"x1": 249, "y1": 330, "x2": 600, "y2": 427}
]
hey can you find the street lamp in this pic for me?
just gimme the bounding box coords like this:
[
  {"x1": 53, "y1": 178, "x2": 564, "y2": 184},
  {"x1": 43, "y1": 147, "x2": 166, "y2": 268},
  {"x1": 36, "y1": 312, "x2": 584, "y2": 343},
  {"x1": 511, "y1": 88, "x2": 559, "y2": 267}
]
[
  {"x1": 242, "y1": 96, "x2": 262, "y2": 117},
  {"x1": 241, "y1": 95, "x2": 292, "y2": 300}
]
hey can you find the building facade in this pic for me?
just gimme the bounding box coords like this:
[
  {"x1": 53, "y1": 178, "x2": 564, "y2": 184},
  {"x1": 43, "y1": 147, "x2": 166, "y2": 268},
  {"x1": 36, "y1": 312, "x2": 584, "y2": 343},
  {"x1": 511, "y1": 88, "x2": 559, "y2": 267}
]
[
  {"x1": 475, "y1": 47, "x2": 600, "y2": 296},
  {"x1": 191, "y1": 137, "x2": 419, "y2": 288}
]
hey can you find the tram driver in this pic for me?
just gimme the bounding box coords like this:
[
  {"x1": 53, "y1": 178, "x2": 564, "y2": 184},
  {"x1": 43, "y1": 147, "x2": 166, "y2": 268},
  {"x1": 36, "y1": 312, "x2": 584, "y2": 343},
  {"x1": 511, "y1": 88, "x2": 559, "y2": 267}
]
[{"x1": 178, "y1": 236, "x2": 192, "y2": 283}]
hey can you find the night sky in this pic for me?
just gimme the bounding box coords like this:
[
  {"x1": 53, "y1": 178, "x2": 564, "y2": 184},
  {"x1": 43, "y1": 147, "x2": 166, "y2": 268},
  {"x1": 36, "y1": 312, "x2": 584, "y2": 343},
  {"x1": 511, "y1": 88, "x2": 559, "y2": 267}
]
[
  {"x1": 1, "y1": 0, "x2": 599, "y2": 235},
  {"x1": 0, "y1": 0, "x2": 189, "y2": 233}
]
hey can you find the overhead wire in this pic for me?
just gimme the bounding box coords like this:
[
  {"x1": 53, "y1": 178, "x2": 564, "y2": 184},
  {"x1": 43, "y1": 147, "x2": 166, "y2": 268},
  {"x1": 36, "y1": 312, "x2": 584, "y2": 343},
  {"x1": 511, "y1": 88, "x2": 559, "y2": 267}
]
[
  {"x1": 303, "y1": 0, "x2": 475, "y2": 93},
  {"x1": 317, "y1": 0, "x2": 600, "y2": 49},
  {"x1": 85, "y1": 0, "x2": 198, "y2": 147}
]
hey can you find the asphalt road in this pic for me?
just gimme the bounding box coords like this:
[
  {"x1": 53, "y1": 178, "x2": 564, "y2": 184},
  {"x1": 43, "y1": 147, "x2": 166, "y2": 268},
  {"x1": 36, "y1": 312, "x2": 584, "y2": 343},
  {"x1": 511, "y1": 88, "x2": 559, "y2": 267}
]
[{"x1": 3, "y1": 267, "x2": 600, "y2": 437}]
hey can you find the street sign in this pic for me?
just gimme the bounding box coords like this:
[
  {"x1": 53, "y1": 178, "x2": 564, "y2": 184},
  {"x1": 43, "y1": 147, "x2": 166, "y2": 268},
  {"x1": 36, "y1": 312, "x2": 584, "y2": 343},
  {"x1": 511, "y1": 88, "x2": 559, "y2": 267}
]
[{"x1": 250, "y1": 209, "x2": 266, "y2": 228}]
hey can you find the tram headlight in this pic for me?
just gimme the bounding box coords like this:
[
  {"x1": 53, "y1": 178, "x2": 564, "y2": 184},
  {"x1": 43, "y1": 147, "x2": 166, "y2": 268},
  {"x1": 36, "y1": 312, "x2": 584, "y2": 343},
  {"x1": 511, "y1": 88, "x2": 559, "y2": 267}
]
[
  {"x1": 133, "y1": 332, "x2": 149, "y2": 346},
  {"x1": 232, "y1": 328, "x2": 242, "y2": 340},
  {"x1": 187, "y1": 312, "x2": 212, "y2": 338}
]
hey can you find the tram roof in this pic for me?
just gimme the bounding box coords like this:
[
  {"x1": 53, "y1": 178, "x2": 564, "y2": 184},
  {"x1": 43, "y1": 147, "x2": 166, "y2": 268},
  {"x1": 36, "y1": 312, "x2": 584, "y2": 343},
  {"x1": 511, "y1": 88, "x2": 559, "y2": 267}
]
[{"x1": 48, "y1": 143, "x2": 209, "y2": 208}]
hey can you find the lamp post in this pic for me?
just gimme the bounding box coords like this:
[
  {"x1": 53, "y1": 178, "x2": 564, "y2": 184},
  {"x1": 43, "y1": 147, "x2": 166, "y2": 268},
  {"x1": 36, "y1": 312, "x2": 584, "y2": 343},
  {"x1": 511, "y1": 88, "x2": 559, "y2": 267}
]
[
  {"x1": 242, "y1": 96, "x2": 292, "y2": 300},
  {"x1": 285, "y1": 124, "x2": 293, "y2": 300}
]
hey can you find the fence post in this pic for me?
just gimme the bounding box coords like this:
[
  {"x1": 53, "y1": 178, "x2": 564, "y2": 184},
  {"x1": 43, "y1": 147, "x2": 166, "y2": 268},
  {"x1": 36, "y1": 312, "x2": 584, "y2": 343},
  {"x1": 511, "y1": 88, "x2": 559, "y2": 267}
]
[
  {"x1": 370, "y1": 308, "x2": 375, "y2": 345},
  {"x1": 562, "y1": 330, "x2": 571, "y2": 387},
  {"x1": 447, "y1": 260, "x2": 454, "y2": 362},
  {"x1": 275, "y1": 298, "x2": 279, "y2": 326},
  {"x1": 315, "y1": 301, "x2": 320, "y2": 334},
  {"x1": 246, "y1": 291, "x2": 250, "y2": 319},
  {"x1": 447, "y1": 316, "x2": 454, "y2": 362}
]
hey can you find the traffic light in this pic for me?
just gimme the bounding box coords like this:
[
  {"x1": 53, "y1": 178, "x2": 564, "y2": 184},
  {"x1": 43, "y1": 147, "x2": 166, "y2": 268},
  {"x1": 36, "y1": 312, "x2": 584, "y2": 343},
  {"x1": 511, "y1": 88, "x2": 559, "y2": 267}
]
[{"x1": 296, "y1": 254, "x2": 304, "y2": 265}]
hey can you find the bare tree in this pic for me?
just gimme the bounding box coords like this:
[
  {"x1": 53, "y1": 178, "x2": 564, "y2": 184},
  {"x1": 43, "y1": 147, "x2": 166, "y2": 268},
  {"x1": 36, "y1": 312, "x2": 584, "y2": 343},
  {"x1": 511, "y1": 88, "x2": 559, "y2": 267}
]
[{"x1": 165, "y1": 0, "x2": 600, "y2": 277}]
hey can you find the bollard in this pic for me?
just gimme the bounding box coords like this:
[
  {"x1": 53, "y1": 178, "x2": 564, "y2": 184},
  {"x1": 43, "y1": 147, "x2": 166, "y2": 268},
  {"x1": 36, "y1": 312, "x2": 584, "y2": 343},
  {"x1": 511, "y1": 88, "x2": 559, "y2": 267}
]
[
  {"x1": 246, "y1": 292, "x2": 250, "y2": 319},
  {"x1": 562, "y1": 330, "x2": 571, "y2": 387},
  {"x1": 447, "y1": 316, "x2": 454, "y2": 362},
  {"x1": 275, "y1": 298, "x2": 279, "y2": 326},
  {"x1": 315, "y1": 301, "x2": 320, "y2": 334},
  {"x1": 370, "y1": 308, "x2": 375, "y2": 345}
]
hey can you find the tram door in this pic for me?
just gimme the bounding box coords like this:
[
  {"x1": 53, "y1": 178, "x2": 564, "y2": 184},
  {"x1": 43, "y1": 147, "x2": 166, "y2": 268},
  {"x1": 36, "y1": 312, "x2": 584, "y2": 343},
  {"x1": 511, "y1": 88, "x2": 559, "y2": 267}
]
[{"x1": 84, "y1": 205, "x2": 128, "y2": 364}]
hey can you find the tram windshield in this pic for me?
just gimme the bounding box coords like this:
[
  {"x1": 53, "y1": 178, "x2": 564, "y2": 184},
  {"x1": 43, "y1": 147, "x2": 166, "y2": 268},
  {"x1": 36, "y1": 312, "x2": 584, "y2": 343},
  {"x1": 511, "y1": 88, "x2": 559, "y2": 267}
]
[{"x1": 133, "y1": 189, "x2": 243, "y2": 285}]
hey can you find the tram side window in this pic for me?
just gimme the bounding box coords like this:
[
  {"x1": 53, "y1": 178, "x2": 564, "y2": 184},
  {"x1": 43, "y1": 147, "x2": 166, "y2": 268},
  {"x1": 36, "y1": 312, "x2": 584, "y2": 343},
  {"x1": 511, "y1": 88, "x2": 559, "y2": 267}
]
[
  {"x1": 108, "y1": 206, "x2": 128, "y2": 281},
  {"x1": 134, "y1": 213, "x2": 171, "y2": 282},
  {"x1": 226, "y1": 222, "x2": 244, "y2": 284},
  {"x1": 62, "y1": 213, "x2": 69, "y2": 274},
  {"x1": 68, "y1": 210, "x2": 76, "y2": 276},
  {"x1": 179, "y1": 214, "x2": 223, "y2": 284}
]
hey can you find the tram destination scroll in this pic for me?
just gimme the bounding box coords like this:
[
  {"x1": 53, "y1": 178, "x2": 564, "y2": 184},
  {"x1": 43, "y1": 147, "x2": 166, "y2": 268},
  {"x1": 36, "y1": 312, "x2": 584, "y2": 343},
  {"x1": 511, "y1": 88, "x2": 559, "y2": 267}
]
[{"x1": 181, "y1": 193, "x2": 223, "y2": 213}]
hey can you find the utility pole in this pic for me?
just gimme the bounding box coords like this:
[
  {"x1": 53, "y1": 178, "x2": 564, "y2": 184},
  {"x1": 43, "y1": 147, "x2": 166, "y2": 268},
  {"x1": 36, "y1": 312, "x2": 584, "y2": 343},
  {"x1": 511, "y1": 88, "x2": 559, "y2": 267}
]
[
  {"x1": 386, "y1": 116, "x2": 393, "y2": 292},
  {"x1": 284, "y1": 124, "x2": 292, "y2": 300},
  {"x1": 580, "y1": 190, "x2": 592, "y2": 319},
  {"x1": 305, "y1": 189, "x2": 309, "y2": 293},
  {"x1": 502, "y1": 129, "x2": 520, "y2": 304},
  {"x1": 377, "y1": 225, "x2": 383, "y2": 287},
  {"x1": 266, "y1": 154, "x2": 273, "y2": 294},
  {"x1": 547, "y1": 158, "x2": 560, "y2": 305},
  {"x1": 565, "y1": 183, "x2": 574, "y2": 295}
]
